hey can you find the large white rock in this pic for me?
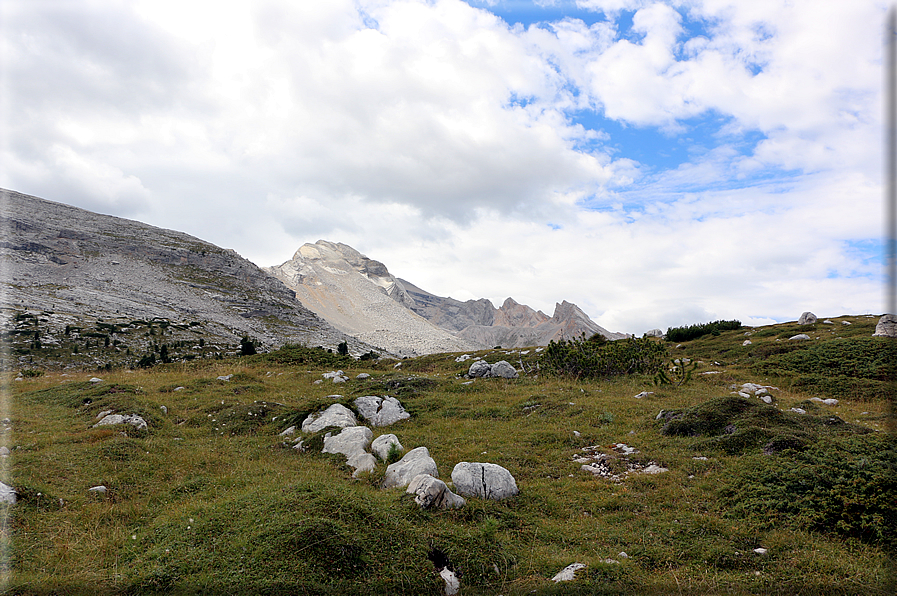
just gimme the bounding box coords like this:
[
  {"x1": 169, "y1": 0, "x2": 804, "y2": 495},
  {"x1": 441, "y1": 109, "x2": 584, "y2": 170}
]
[
  {"x1": 798, "y1": 312, "x2": 817, "y2": 325},
  {"x1": 0, "y1": 481, "x2": 16, "y2": 504},
  {"x1": 93, "y1": 413, "x2": 148, "y2": 431},
  {"x1": 354, "y1": 396, "x2": 410, "y2": 427},
  {"x1": 382, "y1": 446, "x2": 438, "y2": 489},
  {"x1": 468, "y1": 360, "x2": 492, "y2": 378},
  {"x1": 552, "y1": 562, "x2": 586, "y2": 582},
  {"x1": 322, "y1": 426, "x2": 373, "y2": 459},
  {"x1": 451, "y1": 462, "x2": 519, "y2": 500},
  {"x1": 489, "y1": 360, "x2": 518, "y2": 379},
  {"x1": 873, "y1": 314, "x2": 897, "y2": 338},
  {"x1": 346, "y1": 452, "x2": 378, "y2": 477},
  {"x1": 301, "y1": 403, "x2": 357, "y2": 433},
  {"x1": 371, "y1": 434, "x2": 404, "y2": 460},
  {"x1": 406, "y1": 474, "x2": 465, "y2": 509}
]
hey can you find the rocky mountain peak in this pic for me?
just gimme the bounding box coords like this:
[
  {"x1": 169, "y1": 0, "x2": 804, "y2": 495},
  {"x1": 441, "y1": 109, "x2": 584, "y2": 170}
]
[{"x1": 494, "y1": 297, "x2": 550, "y2": 328}]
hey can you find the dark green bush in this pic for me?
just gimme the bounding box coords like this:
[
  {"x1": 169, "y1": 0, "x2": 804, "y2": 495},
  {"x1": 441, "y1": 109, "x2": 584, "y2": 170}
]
[
  {"x1": 539, "y1": 336, "x2": 667, "y2": 379},
  {"x1": 665, "y1": 320, "x2": 741, "y2": 342}
]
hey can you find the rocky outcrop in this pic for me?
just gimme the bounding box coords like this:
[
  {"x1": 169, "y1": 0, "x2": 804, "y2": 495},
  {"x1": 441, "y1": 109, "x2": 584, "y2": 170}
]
[
  {"x1": 397, "y1": 278, "x2": 495, "y2": 332},
  {"x1": 266, "y1": 241, "x2": 480, "y2": 357},
  {"x1": 0, "y1": 189, "x2": 372, "y2": 371}
]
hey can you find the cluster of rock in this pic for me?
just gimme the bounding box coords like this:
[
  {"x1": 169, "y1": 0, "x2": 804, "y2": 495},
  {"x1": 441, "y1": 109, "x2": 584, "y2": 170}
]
[
  {"x1": 731, "y1": 383, "x2": 778, "y2": 404},
  {"x1": 288, "y1": 398, "x2": 518, "y2": 509},
  {"x1": 466, "y1": 360, "x2": 518, "y2": 379},
  {"x1": 575, "y1": 443, "x2": 668, "y2": 481}
]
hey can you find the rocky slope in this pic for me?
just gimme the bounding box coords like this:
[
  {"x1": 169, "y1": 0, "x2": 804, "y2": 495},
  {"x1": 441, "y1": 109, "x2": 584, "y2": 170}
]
[
  {"x1": 266, "y1": 241, "x2": 481, "y2": 357},
  {"x1": 0, "y1": 189, "x2": 374, "y2": 370},
  {"x1": 269, "y1": 240, "x2": 626, "y2": 353}
]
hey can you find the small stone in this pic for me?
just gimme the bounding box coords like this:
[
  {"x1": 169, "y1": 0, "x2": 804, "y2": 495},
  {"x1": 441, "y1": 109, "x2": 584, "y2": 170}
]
[
  {"x1": 790, "y1": 407, "x2": 806, "y2": 415},
  {"x1": 88, "y1": 485, "x2": 107, "y2": 494},
  {"x1": 159, "y1": 405, "x2": 168, "y2": 414},
  {"x1": 573, "y1": 430, "x2": 581, "y2": 437},
  {"x1": 89, "y1": 377, "x2": 103, "y2": 383},
  {"x1": 279, "y1": 426, "x2": 297, "y2": 437},
  {"x1": 0, "y1": 482, "x2": 13, "y2": 504},
  {"x1": 0, "y1": 447, "x2": 9, "y2": 457},
  {"x1": 173, "y1": 386, "x2": 185, "y2": 391},
  {"x1": 743, "y1": 340, "x2": 752, "y2": 346},
  {"x1": 217, "y1": 375, "x2": 232, "y2": 381},
  {"x1": 356, "y1": 373, "x2": 371, "y2": 380},
  {"x1": 753, "y1": 548, "x2": 768, "y2": 555},
  {"x1": 642, "y1": 464, "x2": 668, "y2": 474},
  {"x1": 633, "y1": 391, "x2": 653, "y2": 399},
  {"x1": 789, "y1": 334, "x2": 810, "y2": 341}
]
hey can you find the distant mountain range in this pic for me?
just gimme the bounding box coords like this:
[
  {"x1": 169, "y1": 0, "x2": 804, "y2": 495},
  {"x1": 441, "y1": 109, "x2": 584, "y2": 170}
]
[
  {"x1": 268, "y1": 240, "x2": 626, "y2": 356},
  {"x1": 1, "y1": 189, "x2": 625, "y2": 366}
]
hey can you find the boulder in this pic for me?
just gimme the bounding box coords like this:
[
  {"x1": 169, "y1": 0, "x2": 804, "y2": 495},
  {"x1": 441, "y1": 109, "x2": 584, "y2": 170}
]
[
  {"x1": 873, "y1": 314, "x2": 897, "y2": 338},
  {"x1": 789, "y1": 334, "x2": 810, "y2": 341},
  {"x1": 451, "y1": 462, "x2": 518, "y2": 500},
  {"x1": 356, "y1": 373, "x2": 371, "y2": 380},
  {"x1": 354, "y1": 395, "x2": 410, "y2": 427},
  {"x1": 798, "y1": 312, "x2": 817, "y2": 325},
  {"x1": 322, "y1": 426, "x2": 373, "y2": 459},
  {"x1": 406, "y1": 474, "x2": 465, "y2": 509},
  {"x1": 301, "y1": 403, "x2": 357, "y2": 433},
  {"x1": 346, "y1": 452, "x2": 377, "y2": 477},
  {"x1": 0, "y1": 481, "x2": 16, "y2": 504},
  {"x1": 468, "y1": 360, "x2": 492, "y2": 378},
  {"x1": 382, "y1": 447, "x2": 438, "y2": 489},
  {"x1": 552, "y1": 563, "x2": 586, "y2": 582},
  {"x1": 489, "y1": 360, "x2": 518, "y2": 379},
  {"x1": 93, "y1": 413, "x2": 148, "y2": 431},
  {"x1": 645, "y1": 329, "x2": 663, "y2": 337},
  {"x1": 371, "y1": 434, "x2": 404, "y2": 460}
]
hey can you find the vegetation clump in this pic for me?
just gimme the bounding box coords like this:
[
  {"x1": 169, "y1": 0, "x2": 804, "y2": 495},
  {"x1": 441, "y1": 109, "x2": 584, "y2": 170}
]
[
  {"x1": 539, "y1": 336, "x2": 667, "y2": 379},
  {"x1": 665, "y1": 319, "x2": 742, "y2": 342}
]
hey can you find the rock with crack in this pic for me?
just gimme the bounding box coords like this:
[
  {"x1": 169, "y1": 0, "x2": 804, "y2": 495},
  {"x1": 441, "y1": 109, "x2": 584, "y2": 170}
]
[
  {"x1": 371, "y1": 434, "x2": 403, "y2": 460},
  {"x1": 301, "y1": 403, "x2": 357, "y2": 433},
  {"x1": 451, "y1": 462, "x2": 518, "y2": 500},
  {"x1": 382, "y1": 446, "x2": 438, "y2": 489},
  {"x1": 406, "y1": 474, "x2": 465, "y2": 509},
  {"x1": 353, "y1": 395, "x2": 410, "y2": 427},
  {"x1": 93, "y1": 413, "x2": 148, "y2": 431}
]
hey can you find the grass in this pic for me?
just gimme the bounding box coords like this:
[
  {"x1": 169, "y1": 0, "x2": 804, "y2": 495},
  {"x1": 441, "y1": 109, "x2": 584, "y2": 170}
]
[{"x1": 2, "y1": 318, "x2": 895, "y2": 595}]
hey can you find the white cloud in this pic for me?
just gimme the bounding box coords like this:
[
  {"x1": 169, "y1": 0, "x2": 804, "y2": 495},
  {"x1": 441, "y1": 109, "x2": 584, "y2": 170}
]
[{"x1": 0, "y1": 0, "x2": 887, "y2": 331}]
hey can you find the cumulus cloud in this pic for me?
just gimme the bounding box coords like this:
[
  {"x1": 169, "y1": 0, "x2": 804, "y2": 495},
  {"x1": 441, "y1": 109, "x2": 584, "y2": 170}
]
[{"x1": 0, "y1": 0, "x2": 887, "y2": 330}]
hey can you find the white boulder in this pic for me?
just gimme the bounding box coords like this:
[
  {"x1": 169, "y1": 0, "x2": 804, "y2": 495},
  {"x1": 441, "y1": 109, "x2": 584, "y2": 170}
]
[
  {"x1": 552, "y1": 562, "x2": 586, "y2": 582},
  {"x1": 353, "y1": 395, "x2": 410, "y2": 427},
  {"x1": 371, "y1": 434, "x2": 404, "y2": 460},
  {"x1": 322, "y1": 426, "x2": 373, "y2": 459},
  {"x1": 451, "y1": 462, "x2": 518, "y2": 500},
  {"x1": 382, "y1": 447, "x2": 438, "y2": 489},
  {"x1": 873, "y1": 314, "x2": 897, "y2": 338},
  {"x1": 468, "y1": 360, "x2": 492, "y2": 378},
  {"x1": 301, "y1": 403, "x2": 357, "y2": 433},
  {"x1": 798, "y1": 312, "x2": 817, "y2": 325},
  {"x1": 406, "y1": 474, "x2": 465, "y2": 509},
  {"x1": 489, "y1": 361, "x2": 518, "y2": 379}
]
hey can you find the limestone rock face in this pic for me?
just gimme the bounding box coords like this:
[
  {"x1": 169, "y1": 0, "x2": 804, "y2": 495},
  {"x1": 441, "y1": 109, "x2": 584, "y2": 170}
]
[
  {"x1": 451, "y1": 462, "x2": 519, "y2": 500},
  {"x1": 406, "y1": 474, "x2": 465, "y2": 509},
  {"x1": 266, "y1": 240, "x2": 479, "y2": 357},
  {"x1": 301, "y1": 404, "x2": 357, "y2": 433},
  {"x1": 382, "y1": 447, "x2": 438, "y2": 489},
  {"x1": 353, "y1": 396, "x2": 410, "y2": 427},
  {"x1": 873, "y1": 314, "x2": 897, "y2": 338},
  {"x1": 0, "y1": 189, "x2": 368, "y2": 369}
]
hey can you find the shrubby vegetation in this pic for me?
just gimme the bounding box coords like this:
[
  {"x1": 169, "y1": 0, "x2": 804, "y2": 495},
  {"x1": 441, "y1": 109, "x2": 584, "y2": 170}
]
[
  {"x1": 539, "y1": 336, "x2": 667, "y2": 379},
  {"x1": 665, "y1": 319, "x2": 742, "y2": 342}
]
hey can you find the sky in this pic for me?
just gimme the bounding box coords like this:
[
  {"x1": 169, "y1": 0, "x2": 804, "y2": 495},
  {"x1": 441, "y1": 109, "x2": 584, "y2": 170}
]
[{"x1": 0, "y1": 0, "x2": 890, "y2": 335}]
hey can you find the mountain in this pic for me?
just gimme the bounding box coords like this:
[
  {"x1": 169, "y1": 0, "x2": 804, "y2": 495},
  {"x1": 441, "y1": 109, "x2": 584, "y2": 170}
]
[
  {"x1": 266, "y1": 241, "x2": 481, "y2": 357},
  {"x1": 270, "y1": 240, "x2": 626, "y2": 353},
  {"x1": 0, "y1": 189, "x2": 373, "y2": 369}
]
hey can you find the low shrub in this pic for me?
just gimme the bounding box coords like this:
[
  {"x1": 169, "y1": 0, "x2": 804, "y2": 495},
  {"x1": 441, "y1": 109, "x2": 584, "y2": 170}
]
[{"x1": 539, "y1": 336, "x2": 667, "y2": 380}]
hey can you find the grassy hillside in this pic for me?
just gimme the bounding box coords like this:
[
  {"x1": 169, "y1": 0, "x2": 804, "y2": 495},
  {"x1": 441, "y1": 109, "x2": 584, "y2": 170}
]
[{"x1": 2, "y1": 316, "x2": 894, "y2": 594}]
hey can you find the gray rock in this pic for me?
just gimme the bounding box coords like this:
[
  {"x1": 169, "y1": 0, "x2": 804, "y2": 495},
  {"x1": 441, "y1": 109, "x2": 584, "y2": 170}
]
[
  {"x1": 789, "y1": 334, "x2": 810, "y2": 341},
  {"x1": 642, "y1": 464, "x2": 668, "y2": 474},
  {"x1": 489, "y1": 360, "x2": 518, "y2": 379},
  {"x1": 322, "y1": 426, "x2": 373, "y2": 459},
  {"x1": 87, "y1": 485, "x2": 107, "y2": 494},
  {"x1": 217, "y1": 375, "x2": 232, "y2": 381},
  {"x1": 89, "y1": 377, "x2": 103, "y2": 383},
  {"x1": 406, "y1": 474, "x2": 465, "y2": 509},
  {"x1": 356, "y1": 373, "x2": 371, "y2": 379},
  {"x1": 353, "y1": 395, "x2": 410, "y2": 427},
  {"x1": 552, "y1": 562, "x2": 586, "y2": 582},
  {"x1": 346, "y1": 451, "x2": 378, "y2": 477},
  {"x1": 371, "y1": 434, "x2": 403, "y2": 460},
  {"x1": 0, "y1": 481, "x2": 16, "y2": 504},
  {"x1": 93, "y1": 413, "x2": 148, "y2": 431},
  {"x1": 301, "y1": 403, "x2": 357, "y2": 433},
  {"x1": 873, "y1": 314, "x2": 897, "y2": 338},
  {"x1": 0, "y1": 447, "x2": 9, "y2": 457},
  {"x1": 468, "y1": 360, "x2": 492, "y2": 378},
  {"x1": 451, "y1": 462, "x2": 519, "y2": 500},
  {"x1": 645, "y1": 329, "x2": 663, "y2": 337},
  {"x1": 743, "y1": 340, "x2": 752, "y2": 346},
  {"x1": 279, "y1": 425, "x2": 297, "y2": 437},
  {"x1": 798, "y1": 312, "x2": 817, "y2": 325},
  {"x1": 382, "y1": 446, "x2": 438, "y2": 489}
]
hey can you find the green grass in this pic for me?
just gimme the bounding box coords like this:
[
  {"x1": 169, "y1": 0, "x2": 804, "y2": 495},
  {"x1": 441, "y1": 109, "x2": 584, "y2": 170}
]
[{"x1": 3, "y1": 318, "x2": 895, "y2": 595}]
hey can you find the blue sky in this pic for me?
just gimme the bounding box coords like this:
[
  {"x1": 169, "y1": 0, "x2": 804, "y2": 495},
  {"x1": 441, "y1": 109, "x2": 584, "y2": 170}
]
[{"x1": 0, "y1": 0, "x2": 888, "y2": 333}]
